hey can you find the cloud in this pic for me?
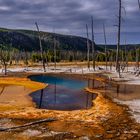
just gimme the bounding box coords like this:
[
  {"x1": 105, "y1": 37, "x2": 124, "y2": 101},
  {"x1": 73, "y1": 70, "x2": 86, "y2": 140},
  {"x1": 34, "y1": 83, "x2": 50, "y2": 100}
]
[
  {"x1": 0, "y1": 0, "x2": 139, "y2": 44},
  {"x1": 0, "y1": 5, "x2": 11, "y2": 11}
]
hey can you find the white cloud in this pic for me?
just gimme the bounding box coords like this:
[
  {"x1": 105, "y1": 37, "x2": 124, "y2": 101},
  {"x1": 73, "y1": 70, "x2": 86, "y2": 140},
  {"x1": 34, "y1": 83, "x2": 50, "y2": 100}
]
[{"x1": 0, "y1": 5, "x2": 10, "y2": 11}]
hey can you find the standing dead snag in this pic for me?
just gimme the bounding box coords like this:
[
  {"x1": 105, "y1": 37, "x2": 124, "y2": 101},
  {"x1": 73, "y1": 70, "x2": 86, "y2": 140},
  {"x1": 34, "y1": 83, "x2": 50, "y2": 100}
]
[
  {"x1": 136, "y1": 47, "x2": 140, "y2": 71},
  {"x1": 53, "y1": 36, "x2": 57, "y2": 71},
  {"x1": 35, "y1": 22, "x2": 46, "y2": 72},
  {"x1": 0, "y1": 46, "x2": 11, "y2": 75},
  {"x1": 138, "y1": 0, "x2": 140, "y2": 10},
  {"x1": 124, "y1": 40, "x2": 128, "y2": 72},
  {"x1": 103, "y1": 23, "x2": 107, "y2": 71},
  {"x1": 86, "y1": 24, "x2": 90, "y2": 69},
  {"x1": 116, "y1": 0, "x2": 122, "y2": 78},
  {"x1": 91, "y1": 16, "x2": 95, "y2": 71},
  {"x1": 23, "y1": 50, "x2": 29, "y2": 70}
]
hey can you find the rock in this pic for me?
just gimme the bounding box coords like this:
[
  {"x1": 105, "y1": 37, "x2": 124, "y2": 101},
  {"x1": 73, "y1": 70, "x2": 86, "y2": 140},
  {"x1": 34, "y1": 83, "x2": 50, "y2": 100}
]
[
  {"x1": 116, "y1": 132, "x2": 121, "y2": 137},
  {"x1": 106, "y1": 130, "x2": 116, "y2": 134},
  {"x1": 124, "y1": 130, "x2": 138, "y2": 134},
  {"x1": 95, "y1": 134, "x2": 102, "y2": 138}
]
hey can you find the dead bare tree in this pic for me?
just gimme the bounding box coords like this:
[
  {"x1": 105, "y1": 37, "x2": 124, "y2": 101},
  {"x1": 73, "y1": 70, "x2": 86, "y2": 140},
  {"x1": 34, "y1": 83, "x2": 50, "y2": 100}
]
[
  {"x1": 136, "y1": 47, "x2": 139, "y2": 70},
  {"x1": 91, "y1": 16, "x2": 95, "y2": 71},
  {"x1": 0, "y1": 47, "x2": 10, "y2": 75},
  {"x1": 86, "y1": 24, "x2": 90, "y2": 69},
  {"x1": 116, "y1": 0, "x2": 122, "y2": 78},
  {"x1": 120, "y1": 49, "x2": 126, "y2": 73},
  {"x1": 23, "y1": 50, "x2": 29, "y2": 70},
  {"x1": 138, "y1": 0, "x2": 140, "y2": 9},
  {"x1": 35, "y1": 22, "x2": 46, "y2": 72},
  {"x1": 124, "y1": 40, "x2": 129, "y2": 72},
  {"x1": 109, "y1": 51, "x2": 113, "y2": 71},
  {"x1": 103, "y1": 23, "x2": 107, "y2": 70},
  {"x1": 53, "y1": 36, "x2": 57, "y2": 71}
]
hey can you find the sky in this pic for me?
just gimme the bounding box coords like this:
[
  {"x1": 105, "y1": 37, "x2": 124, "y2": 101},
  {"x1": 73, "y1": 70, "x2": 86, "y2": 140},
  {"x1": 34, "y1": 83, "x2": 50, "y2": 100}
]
[{"x1": 0, "y1": 0, "x2": 139, "y2": 44}]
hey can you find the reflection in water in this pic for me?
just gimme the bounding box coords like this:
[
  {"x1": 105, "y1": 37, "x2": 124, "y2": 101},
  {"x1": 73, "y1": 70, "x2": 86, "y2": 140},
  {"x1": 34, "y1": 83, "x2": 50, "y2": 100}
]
[
  {"x1": 106, "y1": 83, "x2": 140, "y2": 101},
  {"x1": 30, "y1": 75, "x2": 97, "y2": 111},
  {"x1": 54, "y1": 81, "x2": 56, "y2": 107},
  {"x1": 0, "y1": 85, "x2": 5, "y2": 95},
  {"x1": 86, "y1": 78, "x2": 140, "y2": 101},
  {"x1": 31, "y1": 75, "x2": 140, "y2": 123},
  {"x1": 87, "y1": 78, "x2": 140, "y2": 123},
  {"x1": 39, "y1": 89, "x2": 44, "y2": 108}
]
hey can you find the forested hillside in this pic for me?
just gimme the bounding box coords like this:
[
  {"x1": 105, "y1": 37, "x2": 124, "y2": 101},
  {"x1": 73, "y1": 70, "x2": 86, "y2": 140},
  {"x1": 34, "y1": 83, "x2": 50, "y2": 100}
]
[{"x1": 0, "y1": 28, "x2": 100, "y2": 52}]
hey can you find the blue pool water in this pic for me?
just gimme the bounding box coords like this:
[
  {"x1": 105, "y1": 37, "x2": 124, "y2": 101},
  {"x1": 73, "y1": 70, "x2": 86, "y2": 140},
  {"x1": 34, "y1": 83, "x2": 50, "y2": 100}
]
[{"x1": 29, "y1": 75, "x2": 96, "y2": 111}]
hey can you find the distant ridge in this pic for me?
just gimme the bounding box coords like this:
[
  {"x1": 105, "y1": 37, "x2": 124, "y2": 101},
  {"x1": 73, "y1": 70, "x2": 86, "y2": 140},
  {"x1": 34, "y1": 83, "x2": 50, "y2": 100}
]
[
  {"x1": 0, "y1": 27, "x2": 100, "y2": 52},
  {"x1": 0, "y1": 27, "x2": 139, "y2": 52}
]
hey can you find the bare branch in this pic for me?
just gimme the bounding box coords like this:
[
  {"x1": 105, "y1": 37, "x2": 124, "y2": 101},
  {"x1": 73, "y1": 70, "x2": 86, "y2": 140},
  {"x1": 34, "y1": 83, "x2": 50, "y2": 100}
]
[
  {"x1": 121, "y1": 6, "x2": 126, "y2": 16},
  {"x1": 103, "y1": 23, "x2": 107, "y2": 70},
  {"x1": 35, "y1": 22, "x2": 46, "y2": 72},
  {"x1": 91, "y1": 16, "x2": 95, "y2": 71},
  {"x1": 86, "y1": 24, "x2": 90, "y2": 69},
  {"x1": 116, "y1": 0, "x2": 122, "y2": 78}
]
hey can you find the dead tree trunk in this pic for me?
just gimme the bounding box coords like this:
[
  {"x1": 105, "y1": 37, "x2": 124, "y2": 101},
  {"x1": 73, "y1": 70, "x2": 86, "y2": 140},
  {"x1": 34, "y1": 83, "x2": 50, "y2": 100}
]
[
  {"x1": 1, "y1": 59, "x2": 8, "y2": 75},
  {"x1": 53, "y1": 37, "x2": 57, "y2": 71},
  {"x1": 109, "y1": 51, "x2": 113, "y2": 71},
  {"x1": 0, "y1": 49, "x2": 9, "y2": 75},
  {"x1": 35, "y1": 22, "x2": 46, "y2": 72},
  {"x1": 24, "y1": 51, "x2": 28, "y2": 69},
  {"x1": 91, "y1": 16, "x2": 95, "y2": 71},
  {"x1": 103, "y1": 23, "x2": 107, "y2": 70},
  {"x1": 0, "y1": 118, "x2": 56, "y2": 132},
  {"x1": 86, "y1": 24, "x2": 90, "y2": 69},
  {"x1": 4, "y1": 62, "x2": 7, "y2": 75},
  {"x1": 138, "y1": 0, "x2": 140, "y2": 9},
  {"x1": 116, "y1": 0, "x2": 122, "y2": 78},
  {"x1": 124, "y1": 40, "x2": 127, "y2": 71},
  {"x1": 138, "y1": 49, "x2": 140, "y2": 69},
  {"x1": 136, "y1": 48, "x2": 139, "y2": 70}
]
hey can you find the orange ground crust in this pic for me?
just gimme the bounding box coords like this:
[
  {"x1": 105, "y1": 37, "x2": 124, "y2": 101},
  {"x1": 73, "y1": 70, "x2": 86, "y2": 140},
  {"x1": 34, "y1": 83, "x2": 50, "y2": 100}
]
[{"x1": 0, "y1": 77, "x2": 47, "y2": 91}]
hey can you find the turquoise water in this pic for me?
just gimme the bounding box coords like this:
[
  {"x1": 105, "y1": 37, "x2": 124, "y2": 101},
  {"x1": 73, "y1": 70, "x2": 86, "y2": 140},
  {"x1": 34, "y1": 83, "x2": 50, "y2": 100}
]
[
  {"x1": 29, "y1": 75, "x2": 96, "y2": 111},
  {"x1": 31, "y1": 75, "x2": 87, "y2": 90}
]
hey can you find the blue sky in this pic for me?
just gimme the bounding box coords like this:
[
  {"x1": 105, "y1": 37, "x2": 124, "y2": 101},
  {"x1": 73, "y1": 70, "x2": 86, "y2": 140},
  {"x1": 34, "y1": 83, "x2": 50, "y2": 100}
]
[{"x1": 0, "y1": 0, "x2": 139, "y2": 44}]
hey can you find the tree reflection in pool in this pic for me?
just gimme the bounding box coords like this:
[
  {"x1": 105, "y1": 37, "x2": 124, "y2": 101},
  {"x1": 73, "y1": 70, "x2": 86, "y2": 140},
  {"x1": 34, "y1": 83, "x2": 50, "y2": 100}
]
[{"x1": 29, "y1": 75, "x2": 97, "y2": 111}]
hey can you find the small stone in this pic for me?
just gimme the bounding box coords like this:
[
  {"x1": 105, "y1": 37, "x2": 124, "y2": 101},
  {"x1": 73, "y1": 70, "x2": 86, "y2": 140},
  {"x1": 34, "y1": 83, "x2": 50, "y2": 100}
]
[
  {"x1": 124, "y1": 130, "x2": 138, "y2": 134},
  {"x1": 116, "y1": 132, "x2": 121, "y2": 137},
  {"x1": 106, "y1": 130, "x2": 116, "y2": 134},
  {"x1": 95, "y1": 134, "x2": 102, "y2": 138}
]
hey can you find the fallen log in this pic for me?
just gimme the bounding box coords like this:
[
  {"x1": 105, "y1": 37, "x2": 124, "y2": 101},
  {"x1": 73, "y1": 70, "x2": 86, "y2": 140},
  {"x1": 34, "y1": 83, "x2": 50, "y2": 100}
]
[{"x1": 0, "y1": 118, "x2": 56, "y2": 132}]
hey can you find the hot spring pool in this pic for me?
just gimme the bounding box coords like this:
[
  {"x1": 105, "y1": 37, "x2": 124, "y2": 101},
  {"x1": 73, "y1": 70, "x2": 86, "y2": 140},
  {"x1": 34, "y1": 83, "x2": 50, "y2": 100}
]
[{"x1": 29, "y1": 75, "x2": 96, "y2": 111}]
